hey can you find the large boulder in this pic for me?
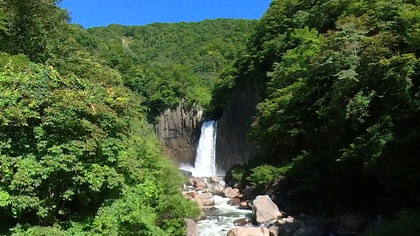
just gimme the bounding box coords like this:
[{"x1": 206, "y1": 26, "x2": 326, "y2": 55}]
[
  {"x1": 223, "y1": 187, "x2": 240, "y2": 198},
  {"x1": 227, "y1": 227, "x2": 271, "y2": 236},
  {"x1": 184, "y1": 219, "x2": 198, "y2": 236},
  {"x1": 269, "y1": 225, "x2": 279, "y2": 236},
  {"x1": 207, "y1": 176, "x2": 225, "y2": 195},
  {"x1": 198, "y1": 192, "x2": 215, "y2": 206},
  {"x1": 195, "y1": 177, "x2": 206, "y2": 191},
  {"x1": 253, "y1": 195, "x2": 282, "y2": 224}
]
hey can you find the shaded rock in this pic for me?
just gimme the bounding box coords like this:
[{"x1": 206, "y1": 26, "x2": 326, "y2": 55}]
[
  {"x1": 276, "y1": 216, "x2": 295, "y2": 225},
  {"x1": 278, "y1": 221, "x2": 304, "y2": 236},
  {"x1": 268, "y1": 225, "x2": 279, "y2": 236},
  {"x1": 305, "y1": 215, "x2": 327, "y2": 227},
  {"x1": 253, "y1": 195, "x2": 282, "y2": 224},
  {"x1": 215, "y1": 84, "x2": 262, "y2": 172},
  {"x1": 207, "y1": 176, "x2": 225, "y2": 195},
  {"x1": 228, "y1": 197, "x2": 241, "y2": 206},
  {"x1": 156, "y1": 103, "x2": 203, "y2": 165},
  {"x1": 227, "y1": 227, "x2": 270, "y2": 236},
  {"x1": 265, "y1": 175, "x2": 288, "y2": 197},
  {"x1": 223, "y1": 187, "x2": 240, "y2": 198},
  {"x1": 195, "y1": 178, "x2": 206, "y2": 191},
  {"x1": 340, "y1": 214, "x2": 366, "y2": 231},
  {"x1": 198, "y1": 192, "x2": 215, "y2": 206},
  {"x1": 184, "y1": 219, "x2": 198, "y2": 236},
  {"x1": 233, "y1": 218, "x2": 252, "y2": 226},
  {"x1": 293, "y1": 226, "x2": 327, "y2": 236},
  {"x1": 239, "y1": 201, "x2": 250, "y2": 209},
  {"x1": 242, "y1": 185, "x2": 259, "y2": 200},
  {"x1": 279, "y1": 210, "x2": 290, "y2": 218}
]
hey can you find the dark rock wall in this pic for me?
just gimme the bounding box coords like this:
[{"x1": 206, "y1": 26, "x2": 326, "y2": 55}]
[
  {"x1": 155, "y1": 103, "x2": 203, "y2": 165},
  {"x1": 216, "y1": 84, "x2": 261, "y2": 172},
  {"x1": 156, "y1": 84, "x2": 261, "y2": 174}
]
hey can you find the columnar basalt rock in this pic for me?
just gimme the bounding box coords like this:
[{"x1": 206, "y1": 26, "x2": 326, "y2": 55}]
[
  {"x1": 216, "y1": 85, "x2": 262, "y2": 171},
  {"x1": 155, "y1": 102, "x2": 203, "y2": 165}
]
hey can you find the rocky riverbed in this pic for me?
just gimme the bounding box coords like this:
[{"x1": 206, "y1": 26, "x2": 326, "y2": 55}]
[{"x1": 183, "y1": 176, "x2": 374, "y2": 236}]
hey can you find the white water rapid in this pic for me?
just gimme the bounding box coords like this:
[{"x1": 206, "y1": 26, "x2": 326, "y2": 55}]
[
  {"x1": 181, "y1": 120, "x2": 217, "y2": 177},
  {"x1": 198, "y1": 196, "x2": 253, "y2": 236}
]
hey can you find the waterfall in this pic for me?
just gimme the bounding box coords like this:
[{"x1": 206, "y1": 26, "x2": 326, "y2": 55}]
[
  {"x1": 180, "y1": 120, "x2": 217, "y2": 177},
  {"x1": 194, "y1": 120, "x2": 217, "y2": 177}
]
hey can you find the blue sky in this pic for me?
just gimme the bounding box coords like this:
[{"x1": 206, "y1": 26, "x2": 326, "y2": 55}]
[{"x1": 59, "y1": 0, "x2": 272, "y2": 28}]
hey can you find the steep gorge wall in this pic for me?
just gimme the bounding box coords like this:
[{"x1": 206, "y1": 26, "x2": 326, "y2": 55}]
[
  {"x1": 155, "y1": 85, "x2": 261, "y2": 174},
  {"x1": 155, "y1": 103, "x2": 203, "y2": 165},
  {"x1": 216, "y1": 83, "x2": 261, "y2": 172}
]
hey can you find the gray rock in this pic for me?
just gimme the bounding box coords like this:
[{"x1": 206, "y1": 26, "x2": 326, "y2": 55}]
[
  {"x1": 233, "y1": 218, "x2": 252, "y2": 226},
  {"x1": 227, "y1": 227, "x2": 271, "y2": 236},
  {"x1": 253, "y1": 195, "x2": 282, "y2": 224},
  {"x1": 198, "y1": 192, "x2": 215, "y2": 206},
  {"x1": 184, "y1": 219, "x2": 198, "y2": 236},
  {"x1": 207, "y1": 176, "x2": 225, "y2": 195},
  {"x1": 223, "y1": 187, "x2": 240, "y2": 198},
  {"x1": 195, "y1": 177, "x2": 206, "y2": 191},
  {"x1": 269, "y1": 225, "x2": 280, "y2": 236},
  {"x1": 156, "y1": 103, "x2": 203, "y2": 165}
]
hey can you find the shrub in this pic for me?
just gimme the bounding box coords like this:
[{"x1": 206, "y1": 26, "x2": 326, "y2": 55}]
[{"x1": 246, "y1": 164, "x2": 286, "y2": 188}]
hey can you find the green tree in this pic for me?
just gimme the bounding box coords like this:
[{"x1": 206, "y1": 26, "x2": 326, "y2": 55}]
[{"x1": 0, "y1": 0, "x2": 70, "y2": 62}]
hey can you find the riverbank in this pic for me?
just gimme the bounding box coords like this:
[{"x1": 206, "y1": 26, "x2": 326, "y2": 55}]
[{"x1": 183, "y1": 176, "x2": 380, "y2": 236}]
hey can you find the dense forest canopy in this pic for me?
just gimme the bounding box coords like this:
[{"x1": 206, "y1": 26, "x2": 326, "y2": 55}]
[
  {"x1": 220, "y1": 0, "x2": 420, "y2": 224},
  {"x1": 0, "y1": 0, "x2": 419, "y2": 234},
  {"x1": 81, "y1": 19, "x2": 257, "y2": 119},
  {"x1": 0, "y1": 0, "x2": 204, "y2": 235}
]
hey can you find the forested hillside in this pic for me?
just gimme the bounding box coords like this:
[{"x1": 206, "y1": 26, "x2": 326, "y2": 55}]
[
  {"x1": 0, "y1": 1, "x2": 201, "y2": 235},
  {"x1": 1, "y1": 0, "x2": 419, "y2": 234},
  {"x1": 80, "y1": 19, "x2": 256, "y2": 119},
  {"x1": 220, "y1": 0, "x2": 420, "y2": 230}
]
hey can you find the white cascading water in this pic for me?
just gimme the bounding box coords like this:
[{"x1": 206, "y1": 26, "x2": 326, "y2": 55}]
[
  {"x1": 194, "y1": 120, "x2": 217, "y2": 177},
  {"x1": 198, "y1": 196, "x2": 253, "y2": 236},
  {"x1": 179, "y1": 120, "x2": 217, "y2": 177}
]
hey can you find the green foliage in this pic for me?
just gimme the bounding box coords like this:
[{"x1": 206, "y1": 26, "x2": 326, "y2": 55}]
[
  {"x1": 230, "y1": 165, "x2": 246, "y2": 182},
  {"x1": 0, "y1": 0, "x2": 70, "y2": 62},
  {"x1": 0, "y1": 42, "x2": 198, "y2": 236},
  {"x1": 246, "y1": 165, "x2": 287, "y2": 188},
  {"x1": 219, "y1": 0, "x2": 420, "y2": 214},
  {"x1": 82, "y1": 19, "x2": 257, "y2": 119}
]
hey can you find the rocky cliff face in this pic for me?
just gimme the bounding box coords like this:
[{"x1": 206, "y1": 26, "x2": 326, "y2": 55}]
[
  {"x1": 216, "y1": 83, "x2": 261, "y2": 172},
  {"x1": 156, "y1": 85, "x2": 260, "y2": 173},
  {"x1": 155, "y1": 103, "x2": 203, "y2": 165}
]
